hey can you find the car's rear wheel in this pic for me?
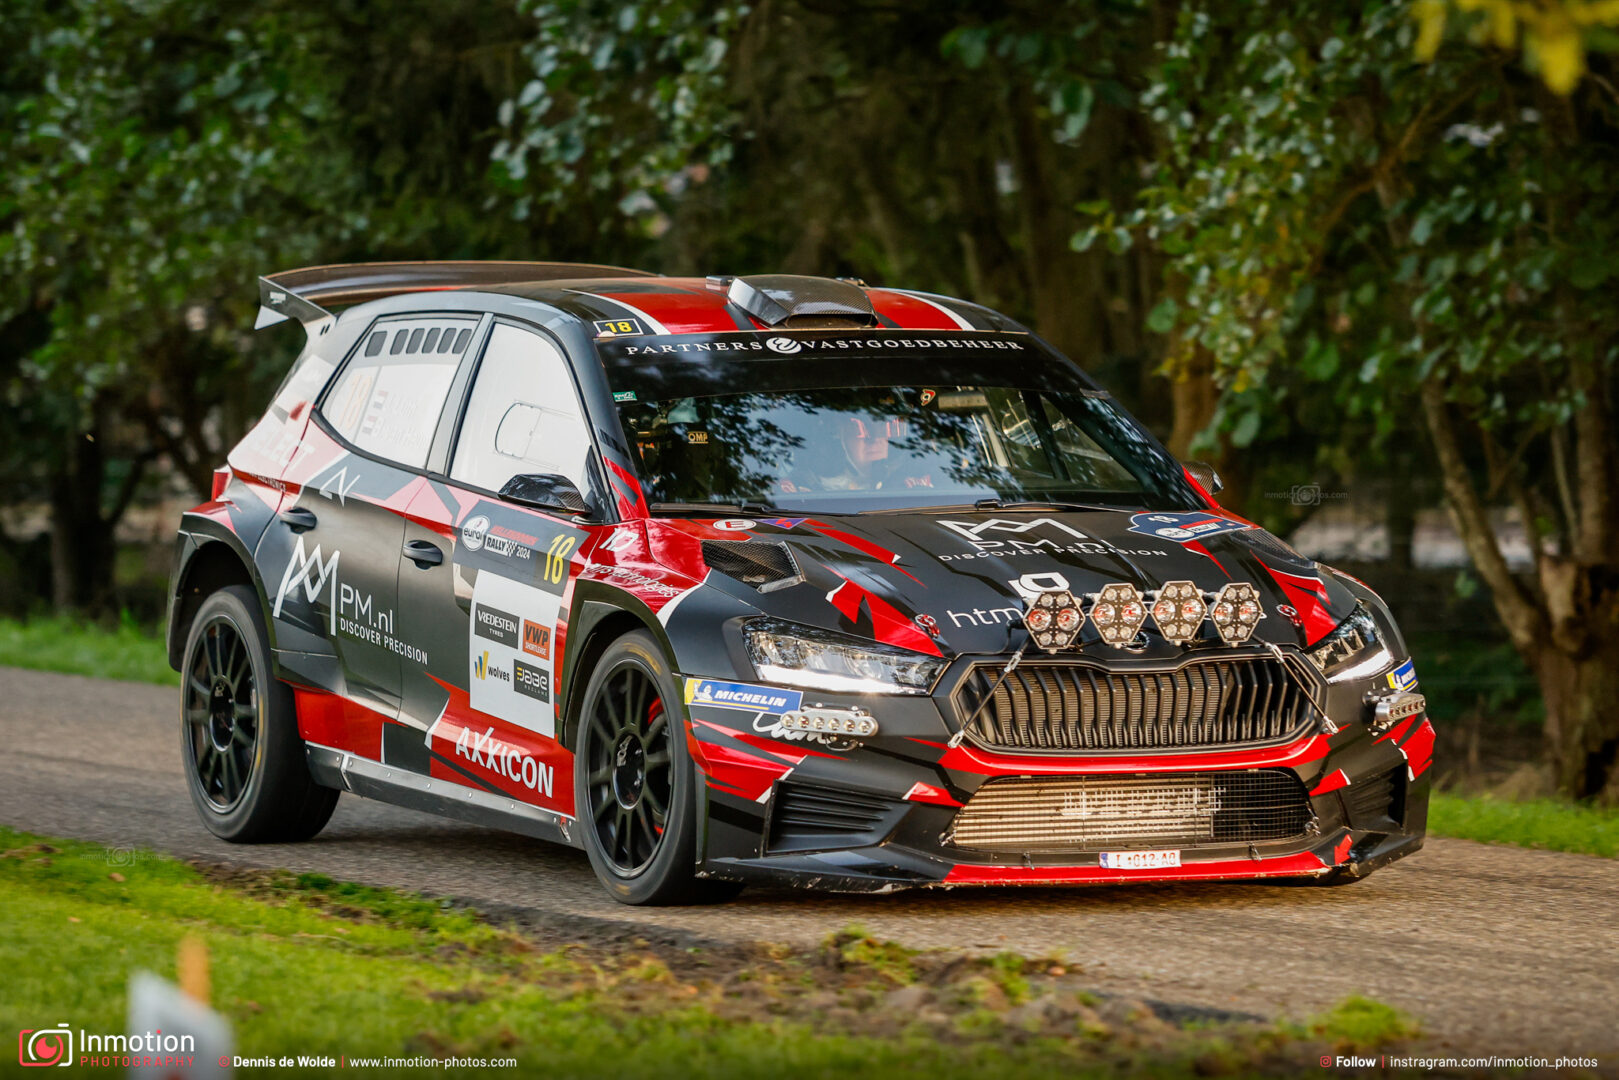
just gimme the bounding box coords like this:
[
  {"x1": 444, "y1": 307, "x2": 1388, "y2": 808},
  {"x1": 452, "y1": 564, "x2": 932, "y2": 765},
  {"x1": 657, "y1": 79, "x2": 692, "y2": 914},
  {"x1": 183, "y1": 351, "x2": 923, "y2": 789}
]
[
  {"x1": 181, "y1": 585, "x2": 338, "y2": 842},
  {"x1": 575, "y1": 630, "x2": 741, "y2": 905}
]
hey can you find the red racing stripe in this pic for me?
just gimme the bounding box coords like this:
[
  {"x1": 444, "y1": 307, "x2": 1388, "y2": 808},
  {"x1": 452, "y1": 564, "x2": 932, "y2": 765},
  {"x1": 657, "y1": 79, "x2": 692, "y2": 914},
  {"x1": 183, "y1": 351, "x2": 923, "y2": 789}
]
[{"x1": 943, "y1": 849, "x2": 1329, "y2": 885}]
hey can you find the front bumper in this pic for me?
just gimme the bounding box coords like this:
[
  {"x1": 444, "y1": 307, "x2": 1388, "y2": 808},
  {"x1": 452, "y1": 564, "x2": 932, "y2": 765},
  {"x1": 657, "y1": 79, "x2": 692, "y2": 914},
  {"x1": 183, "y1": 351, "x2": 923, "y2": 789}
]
[{"x1": 683, "y1": 667, "x2": 1434, "y2": 892}]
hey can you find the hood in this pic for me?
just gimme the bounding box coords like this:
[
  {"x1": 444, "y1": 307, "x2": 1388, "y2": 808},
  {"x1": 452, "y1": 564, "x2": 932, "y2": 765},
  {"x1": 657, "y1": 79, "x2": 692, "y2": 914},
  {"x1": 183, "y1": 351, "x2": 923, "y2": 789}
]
[{"x1": 697, "y1": 509, "x2": 1358, "y2": 658}]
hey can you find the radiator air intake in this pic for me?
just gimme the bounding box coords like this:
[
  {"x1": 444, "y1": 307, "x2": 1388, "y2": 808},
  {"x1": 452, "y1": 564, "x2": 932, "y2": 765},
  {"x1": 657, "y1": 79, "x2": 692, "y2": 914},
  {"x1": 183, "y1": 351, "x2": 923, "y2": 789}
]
[{"x1": 726, "y1": 275, "x2": 879, "y2": 328}]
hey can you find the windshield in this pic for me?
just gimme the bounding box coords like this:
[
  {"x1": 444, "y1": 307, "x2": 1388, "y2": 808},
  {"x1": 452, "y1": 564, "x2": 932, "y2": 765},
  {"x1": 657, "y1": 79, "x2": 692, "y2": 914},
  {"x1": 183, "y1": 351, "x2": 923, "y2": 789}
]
[{"x1": 600, "y1": 334, "x2": 1203, "y2": 514}]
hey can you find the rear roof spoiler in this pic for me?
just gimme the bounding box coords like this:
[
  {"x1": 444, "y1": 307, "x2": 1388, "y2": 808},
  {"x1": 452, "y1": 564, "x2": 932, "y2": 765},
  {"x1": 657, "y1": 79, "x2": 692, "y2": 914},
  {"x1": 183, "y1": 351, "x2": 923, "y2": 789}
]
[{"x1": 254, "y1": 260, "x2": 655, "y2": 330}]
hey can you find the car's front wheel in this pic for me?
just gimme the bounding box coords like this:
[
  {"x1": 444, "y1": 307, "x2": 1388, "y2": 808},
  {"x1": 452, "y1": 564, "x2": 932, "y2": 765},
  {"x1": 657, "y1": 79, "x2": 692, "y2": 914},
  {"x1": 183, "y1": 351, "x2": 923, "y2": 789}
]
[
  {"x1": 180, "y1": 584, "x2": 338, "y2": 842},
  {"x1": 574, "y1": 630, "x2": 741, "y2": 905}
]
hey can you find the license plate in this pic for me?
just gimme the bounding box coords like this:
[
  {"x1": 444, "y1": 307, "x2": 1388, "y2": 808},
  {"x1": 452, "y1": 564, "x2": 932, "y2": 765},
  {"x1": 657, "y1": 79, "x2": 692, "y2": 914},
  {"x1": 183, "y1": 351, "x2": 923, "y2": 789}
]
[{"x1": 1098, "y1": 849, "x2": 1181, "y2": 870}]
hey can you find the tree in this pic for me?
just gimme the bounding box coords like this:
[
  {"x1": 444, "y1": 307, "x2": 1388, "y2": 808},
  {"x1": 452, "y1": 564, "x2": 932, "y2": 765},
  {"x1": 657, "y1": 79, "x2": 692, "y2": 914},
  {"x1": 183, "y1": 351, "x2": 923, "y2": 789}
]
[
  {"x1": 495, "y1": 0, "x2": 1177, "y2": 415},
  {"x1": 1117, "y1": 0, "x2": 1619, "y2": 799},
  {"x1": 0, "y1": 0, "x2": 620, "y2": 611}
]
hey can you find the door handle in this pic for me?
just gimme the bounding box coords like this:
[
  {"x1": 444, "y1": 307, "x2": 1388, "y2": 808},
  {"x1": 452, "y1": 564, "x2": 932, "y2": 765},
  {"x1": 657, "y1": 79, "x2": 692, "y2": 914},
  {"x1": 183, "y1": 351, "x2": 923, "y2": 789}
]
[
  {"x1": 403, "y1": 539, "x2": 443, "y2": 568},
  {"x1": 278, "y1": 507, "x2": 318, "y2": 532}
]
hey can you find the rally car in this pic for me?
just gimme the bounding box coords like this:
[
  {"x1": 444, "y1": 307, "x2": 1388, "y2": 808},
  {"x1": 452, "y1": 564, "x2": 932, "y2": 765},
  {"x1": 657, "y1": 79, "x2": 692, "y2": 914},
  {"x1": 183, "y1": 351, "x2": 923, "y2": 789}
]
[{"x1": 167, "y1": 261, "x2": 1432, "y2": 904}]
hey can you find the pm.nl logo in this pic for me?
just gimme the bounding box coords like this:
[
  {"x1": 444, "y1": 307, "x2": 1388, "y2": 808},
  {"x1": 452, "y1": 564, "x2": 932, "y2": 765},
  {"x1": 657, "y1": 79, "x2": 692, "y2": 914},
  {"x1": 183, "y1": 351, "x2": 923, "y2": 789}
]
[{"x1": 19, "y1": 1023, "x2": 71, "y2": 1067}]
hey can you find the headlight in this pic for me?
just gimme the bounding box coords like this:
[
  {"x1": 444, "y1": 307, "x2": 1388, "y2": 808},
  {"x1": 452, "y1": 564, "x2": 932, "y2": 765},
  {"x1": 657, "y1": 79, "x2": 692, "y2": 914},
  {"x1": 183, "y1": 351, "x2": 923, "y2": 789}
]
[
  {"x1": 1305, "y1": 604, "x2": 1392, "y2": 683},
  {"x1": 744, "y1": 618, "x2": 946, "y2": 695}
]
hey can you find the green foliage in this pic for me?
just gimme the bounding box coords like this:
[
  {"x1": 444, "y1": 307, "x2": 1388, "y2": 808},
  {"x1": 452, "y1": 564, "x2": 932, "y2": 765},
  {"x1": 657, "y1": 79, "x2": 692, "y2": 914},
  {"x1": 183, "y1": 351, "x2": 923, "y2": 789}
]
[
  {"x1": 1430, "y1": 793, "x2": 1619, "y2": 857},
  {"x1": 5, "y1": 827, "x2": 1372, "y2": 1078},
  {"x1": 1306, "y1": 995, "x2": 1420, "y2": 1051},
  {"x1": 0, "y1": 613, "x2": 176, "y2": 685}
]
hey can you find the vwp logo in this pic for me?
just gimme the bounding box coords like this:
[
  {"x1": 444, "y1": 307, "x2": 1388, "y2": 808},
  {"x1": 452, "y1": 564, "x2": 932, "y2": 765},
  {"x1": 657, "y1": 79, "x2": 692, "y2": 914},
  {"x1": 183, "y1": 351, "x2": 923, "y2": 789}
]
[{"x1": 18, "y1": 1023, "x2": 70, "y2": 1067}]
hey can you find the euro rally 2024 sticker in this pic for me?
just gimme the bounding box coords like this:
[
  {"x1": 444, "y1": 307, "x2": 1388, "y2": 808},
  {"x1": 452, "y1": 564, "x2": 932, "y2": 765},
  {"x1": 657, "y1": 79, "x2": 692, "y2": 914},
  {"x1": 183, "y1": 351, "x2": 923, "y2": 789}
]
[
  {"x1": 683, "y1": 678, "x2": 802, "y2": 716},
  {"x1": 1128, "y1": 511, "x2": 1253, "y2": 544}
]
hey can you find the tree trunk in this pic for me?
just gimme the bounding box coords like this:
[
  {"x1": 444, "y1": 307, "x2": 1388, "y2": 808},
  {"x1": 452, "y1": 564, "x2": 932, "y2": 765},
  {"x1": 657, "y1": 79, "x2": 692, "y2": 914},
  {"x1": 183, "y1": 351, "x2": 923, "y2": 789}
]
[
  {"x1": 48, "y1": 431, "x2": 116, "y2": 611},
  {"x1": 1529, "y1": 637, "x2": 1619, "y2": 801}
]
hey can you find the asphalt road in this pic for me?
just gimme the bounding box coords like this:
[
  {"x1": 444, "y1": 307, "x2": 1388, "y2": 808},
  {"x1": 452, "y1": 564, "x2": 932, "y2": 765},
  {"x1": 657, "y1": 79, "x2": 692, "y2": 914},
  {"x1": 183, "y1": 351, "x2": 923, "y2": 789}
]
[{"x1": 3, "y1": 665, "x2": 1615, "y2": 1059}]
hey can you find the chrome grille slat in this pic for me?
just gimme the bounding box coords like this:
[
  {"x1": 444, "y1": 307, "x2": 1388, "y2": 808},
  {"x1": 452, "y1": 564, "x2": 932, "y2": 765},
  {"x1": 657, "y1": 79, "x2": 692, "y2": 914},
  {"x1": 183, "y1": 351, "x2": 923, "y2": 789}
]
[
  {"x1": 950, "y1": 770, "x2": 1312, "y2": 852},
  {"x1": 958, "y1": 657, "x2": 1316, "y2": 754}
]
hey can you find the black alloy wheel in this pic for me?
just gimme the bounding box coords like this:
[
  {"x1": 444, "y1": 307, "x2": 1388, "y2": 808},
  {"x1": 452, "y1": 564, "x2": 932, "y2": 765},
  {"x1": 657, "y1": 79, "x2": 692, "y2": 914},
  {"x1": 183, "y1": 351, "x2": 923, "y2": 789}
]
[
  {"x1": 585, "y1": 662, "x2": 673, "y2": 874},
  {"x1": 184, "y1": 614, "x2": 260, "y2": 811},
  {"x1": 179, "y1": 584, "x2": 339, "y2": 843},
  {"x1": 573, "y1": 630, "x2": 742, "y2": 905}
]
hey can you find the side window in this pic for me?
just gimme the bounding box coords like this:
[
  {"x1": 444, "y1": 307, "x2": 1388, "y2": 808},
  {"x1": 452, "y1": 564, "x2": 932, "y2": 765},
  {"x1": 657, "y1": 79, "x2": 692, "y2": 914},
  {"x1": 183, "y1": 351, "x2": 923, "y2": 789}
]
[
  {"x1": 449, "y1": 323, "x2": 593, "y2": 494},
  {"x1": 322, "y1": 318, "x2": 474, "y2": 469}
]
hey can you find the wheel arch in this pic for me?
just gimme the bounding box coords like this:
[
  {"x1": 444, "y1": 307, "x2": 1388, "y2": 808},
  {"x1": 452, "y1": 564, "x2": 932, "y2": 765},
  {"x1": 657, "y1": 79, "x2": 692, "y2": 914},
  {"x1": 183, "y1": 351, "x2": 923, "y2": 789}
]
[
  {"x1": 168, "y1": 532, "x2": 263, "y2": 670},
  {"x1": 560, "y1": 587, "x2": 682, "y2": 752}
]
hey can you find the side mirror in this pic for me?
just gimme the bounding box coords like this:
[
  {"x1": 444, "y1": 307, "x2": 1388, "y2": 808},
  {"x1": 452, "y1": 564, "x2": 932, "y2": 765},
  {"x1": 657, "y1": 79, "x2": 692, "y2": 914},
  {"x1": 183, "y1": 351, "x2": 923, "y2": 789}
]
[
  {"x1": 497, "y1": 473, "x2": 591, "y2": 517},
  {"x1": 1186, "y1": 461, "x2": 1224, "y2": 495}
]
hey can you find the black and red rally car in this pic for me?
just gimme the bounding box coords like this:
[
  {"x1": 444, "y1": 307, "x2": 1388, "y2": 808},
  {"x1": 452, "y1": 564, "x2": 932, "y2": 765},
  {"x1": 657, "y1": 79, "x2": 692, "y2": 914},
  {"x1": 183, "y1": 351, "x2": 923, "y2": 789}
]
[{"x1": 167, "y1": 262, "x2": 1433, "y2": 904}]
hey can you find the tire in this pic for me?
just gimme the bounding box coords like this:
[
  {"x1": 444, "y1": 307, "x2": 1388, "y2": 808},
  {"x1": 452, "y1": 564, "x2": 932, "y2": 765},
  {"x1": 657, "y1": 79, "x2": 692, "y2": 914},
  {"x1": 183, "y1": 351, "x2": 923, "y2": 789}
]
[
  {"x1": 574, "y1": 630, "x2": 742, "y2": 905},
  {"x1": 180, "y1": 584, "x2": 338, "y2": 842}
]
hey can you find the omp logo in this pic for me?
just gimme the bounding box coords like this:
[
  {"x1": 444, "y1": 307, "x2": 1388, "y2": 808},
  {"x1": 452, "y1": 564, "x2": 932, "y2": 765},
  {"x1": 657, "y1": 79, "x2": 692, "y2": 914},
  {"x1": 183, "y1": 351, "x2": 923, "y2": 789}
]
[
  {"x1": 18, "y1": 1024, "x2": 70, "y2": 1067},
  {"x1": 544, "y1": 534, "x2": 576, "y2": 585},
  {"x1": 765, "y1": 336, "x2": 802, "y2": 355},
  {"x1": 522, "y1": 620, "x2": 551, "y2": 660},
  {"x1": 473, "y1": 650, "x2": 509, "y2": 683},
  {"x1": 272, "y1": 536, "x2": 340, "y2": 631},
  {"x1": 939, "y1": 518, "x2": 1091, "y2": 551},
  {"x1": 461, "y1": 514, "x2": 491, "y2": 552}
]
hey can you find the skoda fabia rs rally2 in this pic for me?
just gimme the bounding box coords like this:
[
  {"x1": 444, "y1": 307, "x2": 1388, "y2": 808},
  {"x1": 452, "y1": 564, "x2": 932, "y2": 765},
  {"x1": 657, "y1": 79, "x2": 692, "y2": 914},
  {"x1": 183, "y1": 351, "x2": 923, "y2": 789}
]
[{"x1": 166, "y1": 261, "x2": 1433, "y2": 904}]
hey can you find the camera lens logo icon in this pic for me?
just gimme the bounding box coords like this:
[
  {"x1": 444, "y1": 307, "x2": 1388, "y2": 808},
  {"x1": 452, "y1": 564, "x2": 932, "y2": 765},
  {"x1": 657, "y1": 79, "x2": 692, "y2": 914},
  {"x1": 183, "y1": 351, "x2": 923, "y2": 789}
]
[{"x1": 19, "y1": 1024, "x2": 72, "y2": 1067}]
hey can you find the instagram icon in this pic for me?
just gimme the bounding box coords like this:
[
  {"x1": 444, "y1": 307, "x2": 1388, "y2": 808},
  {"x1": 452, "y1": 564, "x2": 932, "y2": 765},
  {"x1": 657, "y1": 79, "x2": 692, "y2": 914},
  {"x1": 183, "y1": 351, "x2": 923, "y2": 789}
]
[{"x1": 18, "y1": 1024, "x2": 71, "y2": 1067}]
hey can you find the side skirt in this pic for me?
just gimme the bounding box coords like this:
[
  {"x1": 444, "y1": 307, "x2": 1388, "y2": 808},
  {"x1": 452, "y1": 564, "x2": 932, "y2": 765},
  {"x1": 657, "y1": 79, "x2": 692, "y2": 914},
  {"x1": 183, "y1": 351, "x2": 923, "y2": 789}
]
[{"x1": 305, "y1": 743, "x2": 580, "y2": 849}]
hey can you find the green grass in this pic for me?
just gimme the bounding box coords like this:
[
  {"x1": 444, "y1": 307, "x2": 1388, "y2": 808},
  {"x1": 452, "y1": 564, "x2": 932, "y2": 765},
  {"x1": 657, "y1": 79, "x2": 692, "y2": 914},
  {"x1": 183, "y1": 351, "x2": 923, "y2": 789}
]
[
  {"x1": 0, "y1": 827, "x2": 1426, "y2": 1079},
  {"x1": 1430, "y1": 792, "x2": 1619, "y2": 859},
  {"x1": 0, "y1": 613, "x2": 176, "y2": 685}
]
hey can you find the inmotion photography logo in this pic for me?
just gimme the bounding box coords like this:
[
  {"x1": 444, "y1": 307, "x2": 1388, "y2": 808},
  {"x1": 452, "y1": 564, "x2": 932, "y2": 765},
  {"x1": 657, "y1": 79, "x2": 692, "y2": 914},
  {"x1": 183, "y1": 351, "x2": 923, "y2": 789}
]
[{"x1": 18, "y1": 1023, "x2": 71, "y2": 1067}]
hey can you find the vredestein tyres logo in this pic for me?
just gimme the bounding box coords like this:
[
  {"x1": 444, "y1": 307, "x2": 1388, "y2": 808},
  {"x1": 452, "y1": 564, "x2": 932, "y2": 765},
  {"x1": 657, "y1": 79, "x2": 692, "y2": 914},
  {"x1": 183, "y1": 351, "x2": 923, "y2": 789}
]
[{"x1": 544, "y1": 534, "x2": 575, "y2": 585}]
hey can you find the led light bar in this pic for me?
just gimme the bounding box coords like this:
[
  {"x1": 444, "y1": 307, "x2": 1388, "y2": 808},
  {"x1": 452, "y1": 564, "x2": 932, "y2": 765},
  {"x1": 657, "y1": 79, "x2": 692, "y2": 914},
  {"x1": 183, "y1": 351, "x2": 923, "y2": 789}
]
[
  {"x1": 779, "y1": 707, "x2": 879, "y2": 738},
  {"x1": 1210, "y1": 581, "x2": 1264, "y2": 644},
  {"x1": 1364, "y1": 689, "x2": 1425, "y2": 734},
  {"x1": 1150, "y1": 580, "x2": 1206, "y2": 645},
  {"x1": 1089, "y1": 583, "x2": 1147, "y2": 646},
  {"x1": 1024, "y1": 588, "x2": 1085, "y2": 652}
]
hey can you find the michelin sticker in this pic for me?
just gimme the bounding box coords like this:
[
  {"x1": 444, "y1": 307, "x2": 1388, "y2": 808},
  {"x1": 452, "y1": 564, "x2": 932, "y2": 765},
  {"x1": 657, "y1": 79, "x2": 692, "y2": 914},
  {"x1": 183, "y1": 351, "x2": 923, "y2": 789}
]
[
  {"x1": 1128, "y1": 511, "x2": 1252, "y2": 543},
  {"x1": 1387, "y1": 659, "x2": 1418, "y2": 692},
  {"x1": 684, "y1": 678, "x2": 802, "y2": 715},
  {"x1": 469, "y1": 572, "x2": 562, "y2": 737}
]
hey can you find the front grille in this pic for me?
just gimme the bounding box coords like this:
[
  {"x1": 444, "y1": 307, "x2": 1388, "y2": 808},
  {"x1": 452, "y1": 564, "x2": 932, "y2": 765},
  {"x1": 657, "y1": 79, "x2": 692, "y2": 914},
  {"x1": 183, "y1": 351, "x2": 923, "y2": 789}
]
[
  {"x1": 768, "y1": 782, "x2": 899, "y2": 852},
  {"x1": 949, "y1": 770, "x2": 1313, "y2": 852},
  {"x1": 1343, "y1": 766, "x2": 1405, "y2": 830},
  {"x1": 956, "y1": 656, "x2": 1317, "y2": 753}
]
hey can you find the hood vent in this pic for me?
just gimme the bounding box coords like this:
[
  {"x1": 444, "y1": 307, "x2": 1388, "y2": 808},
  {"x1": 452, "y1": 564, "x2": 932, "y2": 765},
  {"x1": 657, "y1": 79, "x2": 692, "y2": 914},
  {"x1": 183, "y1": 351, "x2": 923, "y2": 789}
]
[
  {"x1": 726, "y1": 275, "x2": 878, "y2": 329},
  {"x1": 701, "y1": 539, "x2": 803, "y2": 592}
]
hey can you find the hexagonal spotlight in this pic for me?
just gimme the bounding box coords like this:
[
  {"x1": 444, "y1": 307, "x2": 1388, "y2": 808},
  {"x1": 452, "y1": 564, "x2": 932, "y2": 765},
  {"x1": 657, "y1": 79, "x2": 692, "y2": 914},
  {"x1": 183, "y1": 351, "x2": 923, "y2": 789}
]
[
  {"x1": 1150, "y1": 580, "x2": 1207, "y2": 645},
  {"x1": 1024, "y1": 589, "x2": 1085, "y2": 652},
  {"x1": 1089, "y1": 583, "x2": 1148, "y2": 647},
  {"x1": 1210, "y1": 581, "x2": 1265, "y2": 644}
]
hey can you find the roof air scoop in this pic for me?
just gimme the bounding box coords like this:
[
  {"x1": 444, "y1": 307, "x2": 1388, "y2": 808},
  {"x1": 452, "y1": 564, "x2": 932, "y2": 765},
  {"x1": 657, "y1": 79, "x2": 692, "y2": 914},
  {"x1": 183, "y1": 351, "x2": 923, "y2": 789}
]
[{"x1": 726, "y1": 275, "x2": 878, "y2": 329}]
